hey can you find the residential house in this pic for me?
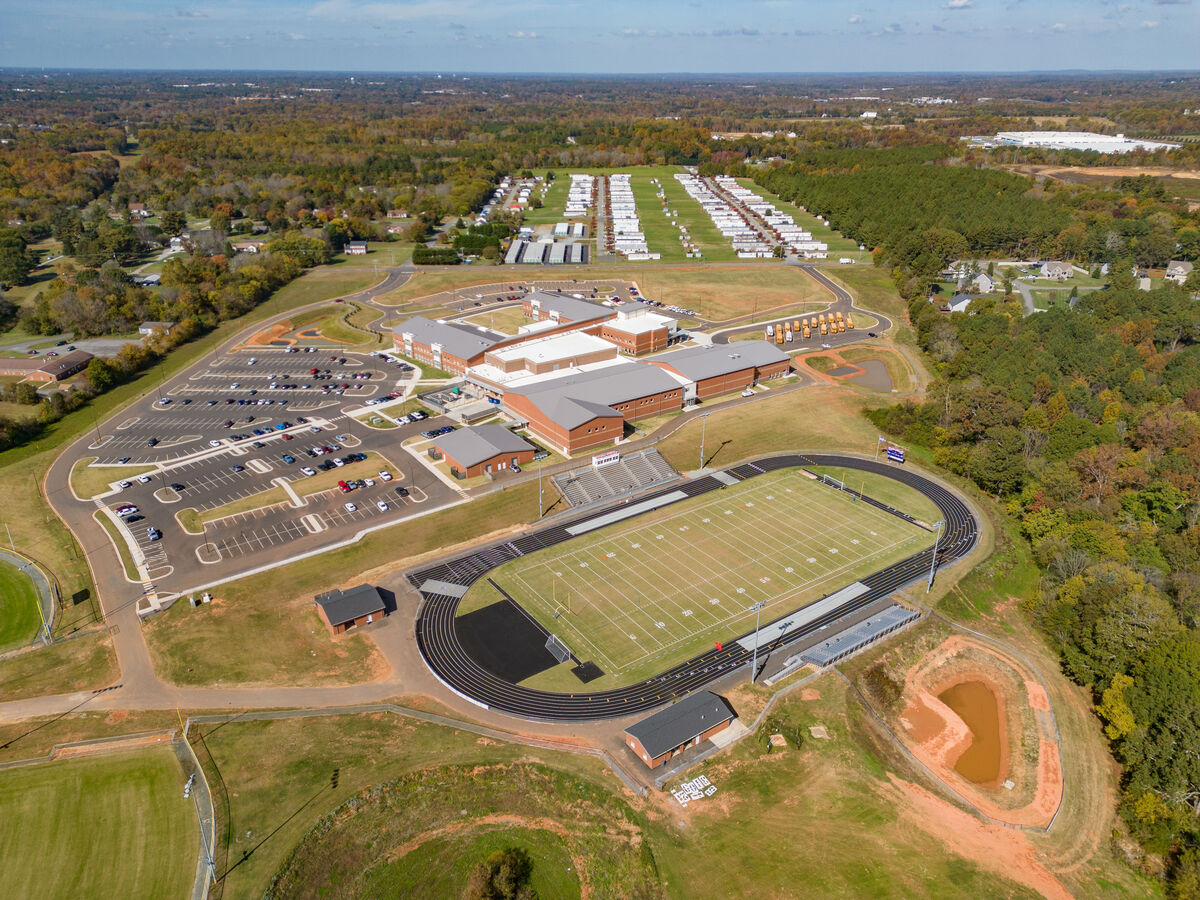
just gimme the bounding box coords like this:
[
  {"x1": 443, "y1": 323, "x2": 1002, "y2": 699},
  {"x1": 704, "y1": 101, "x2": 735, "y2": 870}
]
[
  {"x1": 1040, "y1": 261, "x2": 1073, "y2": 280},
  {"x1": 1165, "y1": 260, "x2": 1194, "y2": 285}
]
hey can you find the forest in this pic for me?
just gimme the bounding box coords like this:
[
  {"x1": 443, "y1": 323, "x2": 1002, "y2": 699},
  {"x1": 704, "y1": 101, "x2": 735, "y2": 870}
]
[{"x1": 872, "y1": 282, "x2": 1200, "y2": 888}]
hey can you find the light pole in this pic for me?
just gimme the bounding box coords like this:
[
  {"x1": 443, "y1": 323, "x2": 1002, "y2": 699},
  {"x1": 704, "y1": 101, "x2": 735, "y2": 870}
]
[
  {"x1": 538, "y1": 457, "x2": 544, "y2": 518},
  {"x1": 749, "y1": 601, "x2": 766, "y2": 683},
  {"x1": 698, "y1": 413, "x2": 710, "y2": 471},
  {"x1": 927, "y1": 520, "x2": 945, "y2": 593},
  {"x1": 190, "y1": 789, "x2": 217, "y2": 885}
]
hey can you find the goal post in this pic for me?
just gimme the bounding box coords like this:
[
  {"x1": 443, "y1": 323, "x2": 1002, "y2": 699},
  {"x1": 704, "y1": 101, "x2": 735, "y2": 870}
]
[{"x1": 545, "y1": 633, "x2": 572, "y2": 664}]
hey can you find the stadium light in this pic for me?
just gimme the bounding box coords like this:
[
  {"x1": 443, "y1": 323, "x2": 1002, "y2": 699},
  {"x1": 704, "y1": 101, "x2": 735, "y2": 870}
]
[
  {"x1": 927, "y1": 520, "x2": 945, "y2": 593},
  {"x1": 749, "y1": 601, "x2": 766, "y2": 683},
  {"x1": 699, "y1": 413, "x2": 710, "y2": 471}
]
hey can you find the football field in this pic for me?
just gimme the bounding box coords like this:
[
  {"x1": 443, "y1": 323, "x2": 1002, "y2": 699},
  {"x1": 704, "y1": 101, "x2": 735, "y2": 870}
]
[{"x1": 479, "y1": 468, "x2": 935, "y2": 680}]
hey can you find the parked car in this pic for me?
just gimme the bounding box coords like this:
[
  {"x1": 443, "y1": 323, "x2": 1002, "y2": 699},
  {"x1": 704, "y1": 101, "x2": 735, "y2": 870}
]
[
  {"x1": 378, "y1": 471, "x2": 393, "y2": 481},
  {"x1": 231, "y1": 464, "x2": 245, "y2": 473},
  {"x1": 394, "y1": 486, "x2": 410, "y2": 498},
  {"x1": 338, "y1": 480, "x2": 351, "y2": 492},
  {"x1": 209, "y1": 440, "x2": 222, "y2": 447},
  {"x1": 137, "y1": 475, "x2": 152, "y2": 484},
  {"x1": 344, "y1": 502, "x2": 357, "y2": 512},
  {"x1": 170, "y1": 483, "x2": 186, "y2": 491},
  {"x1": 300, "y1": 466, "x2": 316, "y2": 476},
  {"x1": 119, "y1": 480, "x2": 132, "y2": 489},
  {"x1": 376, "y1": 500, "x2": 388, "y2": 512}
]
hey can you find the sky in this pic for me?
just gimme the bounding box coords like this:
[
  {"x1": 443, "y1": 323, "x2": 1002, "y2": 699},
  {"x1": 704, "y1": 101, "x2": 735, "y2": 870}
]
[{"x1": 1, "y1": 0, "x2": 1197, "y2": 73}]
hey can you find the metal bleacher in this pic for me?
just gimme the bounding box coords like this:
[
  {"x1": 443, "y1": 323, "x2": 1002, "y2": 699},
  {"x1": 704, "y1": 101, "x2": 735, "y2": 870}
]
[{"x1": 553, "y1": 449, "x2": 679, "y2": 509}]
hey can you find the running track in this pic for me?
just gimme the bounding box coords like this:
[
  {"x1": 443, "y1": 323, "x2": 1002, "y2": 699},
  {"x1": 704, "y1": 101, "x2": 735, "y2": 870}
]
[{"x1": 410, "y1": 454, "x2": 978, "y2": 721}]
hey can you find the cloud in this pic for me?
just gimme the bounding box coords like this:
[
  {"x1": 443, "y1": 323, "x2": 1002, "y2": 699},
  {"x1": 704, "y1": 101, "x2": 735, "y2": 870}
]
[
  {"x1": 944, "y1": 0, "x2": 972, "y2": 8},
  {"x1": 848, "y1": 13, "x2": 863, "y2": 23},
  {"x1": 289, "y1": 33, "x2": 306, "y2": 40},
  {"x1": 1151, "y1": 0, "x2": 1190, "y2": 5},
  {"x1": 507, "y1": 30, "x2": 539, "y2": 39},
  {"x1": 175, "y1": 8, "x2": 207, "y2": 17},
  {"x1": 1050, "y1": 22, "x2": 1067, "y2": 30},
  {"x1": 1139, "y1": 19, "x2": 1160, "y2": 27}
]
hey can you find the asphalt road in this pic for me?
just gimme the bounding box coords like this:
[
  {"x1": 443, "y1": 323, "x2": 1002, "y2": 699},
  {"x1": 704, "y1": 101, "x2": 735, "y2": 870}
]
[{"x1": 411, "y1": 452, "x2": 978, "y2": 721}]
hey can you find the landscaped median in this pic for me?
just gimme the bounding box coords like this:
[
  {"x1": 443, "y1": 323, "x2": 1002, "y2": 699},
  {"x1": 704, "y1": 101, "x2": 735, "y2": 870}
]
[
  {"x1": 93, "y1": 510, "x2": 140, "y2": 581},
  {"x1": 69, "y1": 457, "x2": 157, "y2": 500},
  {"x1": 176, "y1": 452, "x2": 400, "y2": 530}
]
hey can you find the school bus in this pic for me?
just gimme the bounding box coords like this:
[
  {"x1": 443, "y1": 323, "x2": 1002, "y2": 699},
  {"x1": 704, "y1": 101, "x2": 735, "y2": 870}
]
[
  {"x1": 846, "y1": 315, "x2": 854, "y2": 329},
  {"x1": 802, "y1": 325, "x2": 811, "y2": 339},
  {"x1": 792, "y1": 319, "x2": 800, "y2": 333},
  {"x1": 837, "y1": 320, "x2": 846, "y2": 333},
  {"x1": 836, "y1": 311, "x2": 844, "y2": 322},
  {"x1": 775, "y1": 328, "x2": 784, "y2": 344},
  {"x1": 818, "y1": 313, "x2": 826, "y2": 325},
  {"x1": 820, "y1": 321, "x2": 828, "y2": 335}
]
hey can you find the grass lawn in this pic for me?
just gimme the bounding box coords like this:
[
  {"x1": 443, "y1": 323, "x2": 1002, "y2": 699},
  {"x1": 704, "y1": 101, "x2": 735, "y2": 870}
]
[
  {"x1": 142, "y1": 482, "x2": 545, "y2": 687},
  {"x1": 658, "y1": 381, "x2": 888, "y2": 474},
  {"x1": 0, "y1": 630, "x2": 118, "y2": 701},
  {"x1": 192, "y1": 686, "x2": 1093, "y2": 900},
  {"x1": 459, "y1": 304, "x2": 531, "y2": 334},
  {"x1": 0, "y1": 400, "x2": 37, "y2": 421},
  {"x1": 329, "y1": 242, "x2": 411, "y2": 267},
  {"x1": 632, "y1": 263, "x2": 832, "y2": 321},
  {"x1": 0, "y1": 559, "x2": 43, "y2": 650},
  {"x1": 472, "y1": 467, "x2": 933, "y2": 690},
  {"x1": 193, "y1": 712, "x2": 642, "y2": 899},
  {"x1": 808, "y1": 464, "x2": 941, "y2": 524},
  {"x1": 68, "y1": 457, "x2": 157, "y2": 499},
  {"x1": 0, "y1": 747, "x2": 197, "y2": 900},
  {"x1": 93, "y1": 510, "x2": 139, "y2": 581},
  {"x1": 196, "y1": 486, "x2": 289, "y2": 522}
]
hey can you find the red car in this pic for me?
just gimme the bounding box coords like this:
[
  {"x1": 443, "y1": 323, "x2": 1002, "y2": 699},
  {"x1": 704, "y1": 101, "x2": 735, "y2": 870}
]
[{"x1": 337, "y1": 480, "x2": 351, "y2": 493}]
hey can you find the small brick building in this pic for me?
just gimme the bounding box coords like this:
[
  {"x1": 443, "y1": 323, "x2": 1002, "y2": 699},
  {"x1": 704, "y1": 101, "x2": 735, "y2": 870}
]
[
  {"x1": 432, "y1": 425, "x2": 536, "y2": 478},
  {"x1": 624, "y1": 691, "x2": 736, "y2": 769},
  {"x1": 314, "y1": 584, "x2": 385, "y2": 635}
]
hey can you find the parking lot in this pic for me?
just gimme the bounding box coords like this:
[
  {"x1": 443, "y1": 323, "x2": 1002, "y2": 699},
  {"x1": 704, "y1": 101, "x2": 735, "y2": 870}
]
[
  {"x1": 84, "y1": 343, "x2": 461, "y2": 598},
  {"x1": 90, "y1": 347, "x2": 413, "y2": 466}
]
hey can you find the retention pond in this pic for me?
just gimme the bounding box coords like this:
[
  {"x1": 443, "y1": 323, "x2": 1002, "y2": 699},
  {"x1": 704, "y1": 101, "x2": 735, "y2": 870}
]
[{"x1": 938, "y1": 680, "x2": 1003, "y2": 785}]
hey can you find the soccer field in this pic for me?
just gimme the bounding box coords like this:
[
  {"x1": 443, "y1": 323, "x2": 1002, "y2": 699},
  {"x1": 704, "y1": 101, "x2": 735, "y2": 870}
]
[
  {"x1": 0, "y1": 746, "x2": 198, "y2": 900},
  {"x1": 475, "y1": 468, "x2": 935, "y2": 682}
]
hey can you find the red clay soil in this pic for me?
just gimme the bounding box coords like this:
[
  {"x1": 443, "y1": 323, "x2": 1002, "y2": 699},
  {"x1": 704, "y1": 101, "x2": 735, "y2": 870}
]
[
  {"x1": 896, "y1": 634, "x2": 1064, "y2": 829},
  {"x1": 244, "y1": 321, "x2": 294, "y2": 348},
  {"x1": 880, "y1": 773, "x2": 1073, "y2": 900}
]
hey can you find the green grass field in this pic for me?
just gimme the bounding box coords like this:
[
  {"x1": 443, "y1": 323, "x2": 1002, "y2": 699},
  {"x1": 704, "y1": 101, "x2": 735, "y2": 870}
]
[
  {"x1": 466, "y1": 467, "x2": 933, "y2": 687},
  {"x1": 0, "y1": 747, "x2": 197, "y2": 900},
  {"x1": 0, "y1": 559, "x2": 42, "y2": 649}
]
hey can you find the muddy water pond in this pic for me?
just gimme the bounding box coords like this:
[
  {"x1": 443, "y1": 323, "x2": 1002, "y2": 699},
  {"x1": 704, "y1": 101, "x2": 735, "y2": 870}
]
[{"x1": 938, "y1": 680, "x2": 1003, "y2": 785}]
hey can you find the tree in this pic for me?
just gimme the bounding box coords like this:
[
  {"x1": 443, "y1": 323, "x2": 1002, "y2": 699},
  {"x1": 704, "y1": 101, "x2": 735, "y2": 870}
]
[
  {"x1": 86, "y1": 357, "x2": 119, "y2": 393},
  {"x1": 465, "y1": 847, "x2": 537, "y2": 900},
  {"x1": 0, "y1": 229, "x2": 36, "y2": 287},
  {"x1": 160, "y1": 211, "x2": 186, "y2": 237}
]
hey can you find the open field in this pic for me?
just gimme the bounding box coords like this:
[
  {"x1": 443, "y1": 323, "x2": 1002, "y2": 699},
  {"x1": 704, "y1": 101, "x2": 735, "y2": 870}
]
[
  {"x1": 375, "y1": 266, "x2": 599, "y2": 306},
  {"x1": 141, "y1": 482, "x2": 545, "y2": 686},
  {"x1": 329, "y1": 241, "x2": 412, "y2": 267},
  {"x1": 808, "y1": 464, "x2": 941, "y2": 524},
  {"x1": 469, "y1": 467, "x2": 933, "y2": 687},
  {"x1": 193, "y1": 689, "x2": 1090, "y2": 900},
  {"x1": 631, "y1": 264, "x2": 831, "y2": 320},
  {"x1": 69, "y1": 457, "x2": 157, "y2": 499},
  {"x1": 1006, "y1": 163, "x2": 1200, "y2": 201},
  {"x1": 0, "y1": 746, "x2": 197, "y2": 900},
  {"x1": 0, "y1": 560, "x2": 42, "y2": 650},
  {"x1": 0, "y1": 629, "x2": 117, "y2": 701}
]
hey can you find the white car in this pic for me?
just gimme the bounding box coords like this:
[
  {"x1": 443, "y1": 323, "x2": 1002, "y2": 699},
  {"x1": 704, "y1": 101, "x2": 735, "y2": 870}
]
[
  {"x1": 397, "y1": 416, "x2": 411, "y2": 425},
  {"x1": 364, "y1": 477, "x2": 375, "y2": 487},
  {"x1": 300, "y1": 466, "x2": 316, "y2": 476},
  {"x1": 209, "y1": 439, "x2": 222, "y2": 447},
  {"x1": 378, "y1": 471, "x2": 392, "y2": 481},
  {"x1": 138, "y1": 475, "x2": 152, "y2": 484},
  {"x1": 333, "y1": 458, "x2": 345, "y2": 467},
  {"x1": 344, "y1": 502, "x2": 357, "y2": 512},
  {"x1": 310, "y1": 425, "x2": 321, "y2": 433},
  {"x1": 119, "y1": 480, "x2": 132, "y2": 489},
  {"x1": 376, "y1": 500, "x2": 388, "y2": 512}
]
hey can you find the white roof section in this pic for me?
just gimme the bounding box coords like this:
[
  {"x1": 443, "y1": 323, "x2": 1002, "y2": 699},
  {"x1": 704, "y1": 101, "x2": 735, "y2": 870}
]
[
  {"x1": 491, "y1": 330, "x2": 613, "y2": 364},
  {"x1": 469, "y1": 356, "x2": 630, "y2": 390},
  {"x1": 993, "y1": 131, "x2": 1180, "y2": 154}
]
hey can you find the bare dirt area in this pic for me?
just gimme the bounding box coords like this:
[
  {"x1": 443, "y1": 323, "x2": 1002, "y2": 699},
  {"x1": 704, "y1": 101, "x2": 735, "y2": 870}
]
[
  {"x1": 879, "y1": 773, "x2": 1073, "y2": 900},
  {"x1": 893, "y1": 633, "x2": 1063, "y2": 828}
]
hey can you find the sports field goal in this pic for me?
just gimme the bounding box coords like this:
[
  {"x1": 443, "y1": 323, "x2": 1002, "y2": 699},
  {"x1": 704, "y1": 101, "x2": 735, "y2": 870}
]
[{"x1": 545, "y1": 633, "x2": 573, "y2": 664}]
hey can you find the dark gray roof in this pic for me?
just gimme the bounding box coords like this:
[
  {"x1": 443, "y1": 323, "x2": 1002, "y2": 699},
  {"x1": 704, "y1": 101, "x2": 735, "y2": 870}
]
[
  {"x1": 626, "y1": 691, "x2": 735, "y2": 758},
  {"x1": 395, "y1": 316, "x2": 507, "y2": 362},
  {"x1": 38, "y1": 349, "x2": 94, "y2": 377},
  {"x1": 648, "y1": 341, "x2": 788, "y2": 381},
  {"x1": 509, "y1": 363, "x2": 682, "y2": 430},
  {"x1": 525, "y1": 290, "x2": 611, "y2": 325},
  {"x1": 800, "y1": 605, "x2": 919, "y2": 666},
  {"x1": 314, "y1": 583, "x2": 384, "y2": 626},
  {"x1": 433, "y1": 425, "x2": 534, "y2": 468}
]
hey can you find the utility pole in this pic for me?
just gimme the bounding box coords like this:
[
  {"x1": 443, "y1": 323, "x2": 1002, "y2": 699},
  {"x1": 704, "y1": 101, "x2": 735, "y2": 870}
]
[
  {"x1": 191, "y1": 790, "x2": 217, "y2": 885},
  {"x1": 927, "y1": 520, "x2": 945, "y2": 593},
  {"x1": 699, "y1": 413, "x2": 710, "y2": 471},
  {"x1": 538, "y1": 457, "x2": 544, "y2": 518},
  {"x1": 749, "y1": 601, "x2": 766, "y2": 683}
]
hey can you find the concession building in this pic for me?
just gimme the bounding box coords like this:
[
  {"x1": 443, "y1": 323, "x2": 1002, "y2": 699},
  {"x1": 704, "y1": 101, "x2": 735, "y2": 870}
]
[
  {"x1": 624, "y1": 691, "x2": 736, "y2": 769},
  {"x1": 314, "y1": 584, "x2": 386, "y2": 635}
]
